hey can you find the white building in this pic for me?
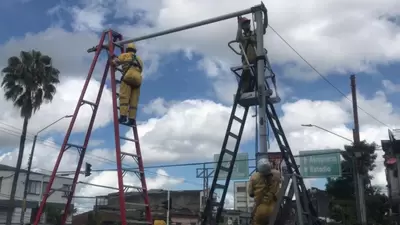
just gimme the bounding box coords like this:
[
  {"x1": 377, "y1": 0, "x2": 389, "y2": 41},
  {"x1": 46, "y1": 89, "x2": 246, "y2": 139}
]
[
  {"x1": 233, "y1": 181, "x2": 253, "y2": 213},
  {"x1": 0, "y1": 164, "x2": 74, "y2": 224}
]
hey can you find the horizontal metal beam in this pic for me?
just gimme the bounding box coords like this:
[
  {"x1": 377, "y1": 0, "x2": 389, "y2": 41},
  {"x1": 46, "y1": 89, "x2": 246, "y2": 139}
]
[{"x1": 114, "y1": 2, "x2": 266, "y2": 45}]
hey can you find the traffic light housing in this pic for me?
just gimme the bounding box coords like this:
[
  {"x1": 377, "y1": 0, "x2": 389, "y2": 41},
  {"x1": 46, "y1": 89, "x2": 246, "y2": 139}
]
[
  {"x1": 85, "y1": 162, "x2": 92, "y2": 177},
  {"x1": 161, "y1": 197, "x2": 172, "y2": 209}
]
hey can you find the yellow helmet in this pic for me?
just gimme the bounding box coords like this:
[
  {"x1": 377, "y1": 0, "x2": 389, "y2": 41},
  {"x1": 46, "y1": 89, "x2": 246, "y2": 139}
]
[{"x1": 126, "y1": 43, "x2": 136, "y2": 51}]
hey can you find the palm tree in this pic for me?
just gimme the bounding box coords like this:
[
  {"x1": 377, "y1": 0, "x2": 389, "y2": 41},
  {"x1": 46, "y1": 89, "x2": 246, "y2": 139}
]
[{"x1": 1, "y1": 50, "x2": 60, "y2": 225}]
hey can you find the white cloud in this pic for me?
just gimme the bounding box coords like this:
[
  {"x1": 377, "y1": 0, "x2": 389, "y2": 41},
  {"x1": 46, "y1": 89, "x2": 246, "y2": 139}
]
[
  {"x1": 106, "y1": 0, "x2": 400, "y2": 79},
  {"x1": 0, "y1": 27, "x2": 101, "y2": 76},
  {"x1": 382, "y1": 79, "x2": 400, "y2": 94},
  {"x1": 0, "y1": 77, "x2": 114, "y2": 144},
  {"x1": 123, "y1": 98, "x2": 256, "y2": 164}
]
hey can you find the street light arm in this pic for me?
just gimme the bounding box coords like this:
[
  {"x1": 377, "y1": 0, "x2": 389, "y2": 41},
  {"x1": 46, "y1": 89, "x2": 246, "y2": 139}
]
[
  {"x1": 36, "y1": 115, "x2": 73, "y2": 135},
  {"x1": 301, "y1": 124, "x2": 353, "y2": 143}
]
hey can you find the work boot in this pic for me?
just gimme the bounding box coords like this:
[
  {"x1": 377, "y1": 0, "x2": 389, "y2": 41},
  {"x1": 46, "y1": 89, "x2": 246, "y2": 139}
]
[
  {"x1": 118, "y1": 115, "x2": 127, "y2": 124},
  {"x1": 126, "y1": 118, "x2": 136, "y2": 126}
]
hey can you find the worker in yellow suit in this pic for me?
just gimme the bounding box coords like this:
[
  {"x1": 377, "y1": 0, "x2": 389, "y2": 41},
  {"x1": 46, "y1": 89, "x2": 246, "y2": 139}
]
[
  {"x1": 112, "y1": 42, "x2": 143, "y2": 126},
  {"x1": 236, "y1": 16, "x2": 257, "y2": 94},
  {"x1": 248, "y1": 158, "x2": 282, "y2": 225}
]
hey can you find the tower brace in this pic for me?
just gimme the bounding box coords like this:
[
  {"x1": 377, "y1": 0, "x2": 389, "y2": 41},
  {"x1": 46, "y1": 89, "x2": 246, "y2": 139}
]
[{"x1": 32, "y1": 31, "x2": 152, "y2": 225}]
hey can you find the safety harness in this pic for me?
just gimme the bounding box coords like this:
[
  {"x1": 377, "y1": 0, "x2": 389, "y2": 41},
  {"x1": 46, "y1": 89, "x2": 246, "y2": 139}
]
[{"x1": 119, "y1": 52, "x2": 142, "y2": 86}]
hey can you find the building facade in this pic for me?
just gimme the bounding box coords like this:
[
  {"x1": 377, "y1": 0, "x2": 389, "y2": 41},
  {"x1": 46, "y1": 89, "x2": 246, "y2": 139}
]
[
  {"x1": 0, "y1": 164, "x2": 74, "y2": 224},
  {"x1": 233, "y1": 181, "x2": 253, "y2": 213}
]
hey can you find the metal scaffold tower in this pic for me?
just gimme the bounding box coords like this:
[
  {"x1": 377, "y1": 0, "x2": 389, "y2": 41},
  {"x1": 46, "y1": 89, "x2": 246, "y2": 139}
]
[
  {"x1": 199, "y1": 3, "x2": 322, "y2": 225},
  {"x1": 33, "y1": 30, "x2": 152, "y2": 225}
]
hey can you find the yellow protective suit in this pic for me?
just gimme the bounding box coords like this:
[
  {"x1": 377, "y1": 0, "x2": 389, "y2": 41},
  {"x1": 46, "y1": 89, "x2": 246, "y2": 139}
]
[
  {"x1": 117, "y1": 52, "x2": 143, "y2": 120},
  {"x1": 248, "y1": 169, "x2": 282, "y2": 225},
  {"x1": 153, "y1": 220, "x2": 166, "y2": 225}
]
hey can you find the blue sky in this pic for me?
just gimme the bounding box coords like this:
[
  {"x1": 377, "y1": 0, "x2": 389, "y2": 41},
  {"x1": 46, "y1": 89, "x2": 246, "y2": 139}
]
[{"x1": 0, "y1": 0, "x2": 399, "y2": 210}]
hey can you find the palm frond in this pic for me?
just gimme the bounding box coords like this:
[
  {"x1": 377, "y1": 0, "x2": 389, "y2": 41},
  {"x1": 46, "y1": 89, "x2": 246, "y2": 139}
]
[
  {"x1": 2, "y1": 50, "x2": 60, "y2": 119},
  {"x1": 20, "y1": 51, "x2": 33, "y2": 68},
  {"x1": 33, "y1": 88, "x2": 43, "y2": 113}
]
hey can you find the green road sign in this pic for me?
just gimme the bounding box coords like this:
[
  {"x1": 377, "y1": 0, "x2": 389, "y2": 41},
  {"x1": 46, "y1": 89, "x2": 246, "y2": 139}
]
[
  {"x1": 214, "y1": 153, "x2": 249, "y2": 180},
  {"x1": 299, "y1": 149, "x2": 342, "y2": 178}
]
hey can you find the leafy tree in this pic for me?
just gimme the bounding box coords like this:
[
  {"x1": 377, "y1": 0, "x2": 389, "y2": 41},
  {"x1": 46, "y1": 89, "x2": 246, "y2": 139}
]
[
  {"x1": 325, "y1": 141, "x2": 389, "y2": 224},
  {"x1": 1, "y1": 50, "x2": 60, "y2": 224}
]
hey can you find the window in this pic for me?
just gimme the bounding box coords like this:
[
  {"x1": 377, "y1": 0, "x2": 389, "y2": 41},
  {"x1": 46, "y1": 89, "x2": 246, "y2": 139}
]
[
  {"x1": 62, "y1": 184, "x2": 72, "y2": 197},
  {"x1": 42, "y1": 182, "x2": 49, "y2": 194},
  {"x1": 236, "y1": 186, "x2": 246, "y2": 193},
  {"x1": 28, "y1": 180, "x2": 41, "y2": 195},
  {"x1": 0, "y1": 177, "x2": 3, "y2": 192}
]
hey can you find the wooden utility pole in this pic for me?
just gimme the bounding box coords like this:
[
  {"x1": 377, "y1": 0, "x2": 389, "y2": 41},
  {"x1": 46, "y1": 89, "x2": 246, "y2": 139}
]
[{"x1": 350, "y1": 74, "x2": 367, "y2": 225}]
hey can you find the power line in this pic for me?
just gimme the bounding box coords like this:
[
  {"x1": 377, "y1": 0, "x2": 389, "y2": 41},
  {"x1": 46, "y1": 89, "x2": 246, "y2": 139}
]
[
  {"x1": 58, "y1": 149, "x2": 383, "y2": 173},
  {"x1": 268, "y1": 25, "x2": 392, "y2": 129}
]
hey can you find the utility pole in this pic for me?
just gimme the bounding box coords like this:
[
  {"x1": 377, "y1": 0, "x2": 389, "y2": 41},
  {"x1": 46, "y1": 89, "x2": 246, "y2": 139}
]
[{"x1": 350, "y1": 74, "x2": 367, "y2": 225}]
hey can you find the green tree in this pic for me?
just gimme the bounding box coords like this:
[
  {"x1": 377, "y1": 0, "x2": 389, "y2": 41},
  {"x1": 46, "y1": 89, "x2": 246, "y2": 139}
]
[
  {"x1": 325, "y1": 141, "x2": 389, "y2": 224},
  {"x1": 1, "y1": 50, "x2": 60, "y2": 224}
]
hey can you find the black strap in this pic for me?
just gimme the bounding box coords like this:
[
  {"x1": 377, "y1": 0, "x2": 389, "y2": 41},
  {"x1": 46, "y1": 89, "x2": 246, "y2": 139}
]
[{"x1": 120, "y1": 53, "x2": 142, "y2": 82}]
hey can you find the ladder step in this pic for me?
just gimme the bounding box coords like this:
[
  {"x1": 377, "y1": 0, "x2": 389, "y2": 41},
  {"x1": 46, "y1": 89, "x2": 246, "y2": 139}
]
[
  {"x1": 229, "y1": 132, "x2": 238, "y2": 139},
  {"x1": 215, "y1": 183, "x2": 225, "y2": 189},
  {"x1": 224, "y1": 149, "x2": 234, "y2": 156},
  {"x1": 120, "y1": 136, "x2": 138, "y2": 142},
  {"x1": 220, "y1": 166, "x2": 229, "y2": 172},
  {"x1": 81, "y1": 99, "x2": 97, "y2": 107},
  {"x1": 127, "y1": 220, "x2": 152, "y2": 224},
  {"x1": 65, "y1": 143, "x2": 83, "y2": 150},
  {"x1": 121, "y1": 151, "x2": 138, "y2": 158},
  {"x1": 232, "y1": 115, "x2": 243, "y2": 123},
  {"x1": 124, "y1": 184, "x2": 144, "y2": 190}
]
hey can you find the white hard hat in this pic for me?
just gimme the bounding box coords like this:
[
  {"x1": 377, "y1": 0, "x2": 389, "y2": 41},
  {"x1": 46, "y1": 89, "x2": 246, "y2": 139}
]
[{"x1": 257, "y1": 158, "x2": 272, "y2": 176}]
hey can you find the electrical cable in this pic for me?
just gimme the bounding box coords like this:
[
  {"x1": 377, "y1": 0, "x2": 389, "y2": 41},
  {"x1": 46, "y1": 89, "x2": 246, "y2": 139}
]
[{"x1": 268, "y1": 25, "x2": 392, "y2": 129}]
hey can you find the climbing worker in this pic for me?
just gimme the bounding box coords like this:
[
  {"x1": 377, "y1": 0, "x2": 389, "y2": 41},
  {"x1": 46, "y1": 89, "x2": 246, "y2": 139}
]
[
  {"x1": 111, "y1": 42, "x2": 143, "y2": 126},
  {"x1": 236, "y1": 16, "x2": 257, "y2": 93},
  {"x1": 248, "y1": 158, "x2": 282, "y2": 225}
]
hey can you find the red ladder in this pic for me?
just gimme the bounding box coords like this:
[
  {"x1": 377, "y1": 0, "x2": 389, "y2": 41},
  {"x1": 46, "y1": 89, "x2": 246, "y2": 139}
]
[{"x1": 33, "y1": 30, "x2": 153, "y2": 225}]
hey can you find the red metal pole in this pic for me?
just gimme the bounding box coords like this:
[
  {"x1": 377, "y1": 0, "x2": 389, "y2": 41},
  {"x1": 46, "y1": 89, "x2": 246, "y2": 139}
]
[
  {"x1": 108, "y1": 31, "x2": 128, "y2": 225},
  {"x1": 60, "y1": 63, "x2": 110, "y2": 225}
]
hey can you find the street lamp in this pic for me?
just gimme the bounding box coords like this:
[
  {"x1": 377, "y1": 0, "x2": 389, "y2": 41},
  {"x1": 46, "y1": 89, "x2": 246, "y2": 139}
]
[
  {"x1": 20, "y1": 114, "x2": 73, "y2": 224},
  {"x1": 301, "y1": 124, "x2": 353, "y2": 143}
]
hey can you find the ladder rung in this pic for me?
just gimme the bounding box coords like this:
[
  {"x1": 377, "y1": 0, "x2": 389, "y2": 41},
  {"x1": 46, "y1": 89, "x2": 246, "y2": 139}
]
[
  {"x1": 65, "y1": 143, "x2": 83, "y2": 150},
  {"x1": 224, "y1": 149, "x2": 234, "y2": 156},
  {"x1": 124, "y1": 184, "x2": 144, "y2": 190},
  {"x1": 81, "y1": 99, "x2": 97, "y2": 107},
  {"x1": 120, "y1": 136, "x2": 138, "y2": 142},
  {"x1": 220, "y1": 166, "x2": 229, "y2": 172},
  {"x1": 127, "y1": 220, "x2": 152, "y2": 224},
  {"x1": 228, "y1": 132, "x2": 238, "y2": 139},
  {"x1": 215, "y1": 183, "x2": 225, "y2": 189},
  {"x1": 121, "y1": 151, "x2": 138, "y2": 158},
  {"x1": 232, "y1": 115, "x2": 243, "y2": 123}
]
